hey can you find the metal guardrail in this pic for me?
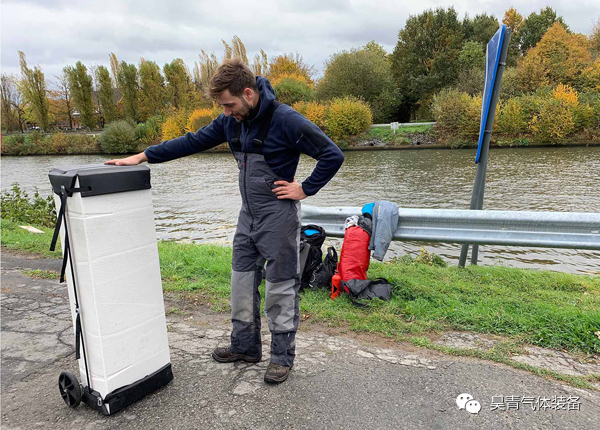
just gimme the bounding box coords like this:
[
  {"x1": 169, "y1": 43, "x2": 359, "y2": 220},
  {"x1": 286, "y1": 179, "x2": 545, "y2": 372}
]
[
  {"x1": 301, "y1": 206, "x2": 600, "y2": 250},
  {"x1": 371, "y1": 122, "x2": 436, "y2": 128}
]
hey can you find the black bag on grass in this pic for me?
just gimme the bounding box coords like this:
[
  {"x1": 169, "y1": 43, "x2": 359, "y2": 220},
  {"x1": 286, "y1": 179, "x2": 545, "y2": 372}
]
[
  {"x1": 341, "y1": 278, "x2": 392, "y2": 301},
  {"x1": 309, "y1": 246, "x2": 338, "y2": 289},
  {"x1": 299, "y1": 225, "x2": 326, "y2": 290}
]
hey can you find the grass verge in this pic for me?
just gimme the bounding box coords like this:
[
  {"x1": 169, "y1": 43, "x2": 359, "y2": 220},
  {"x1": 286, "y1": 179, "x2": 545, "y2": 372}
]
[{"x1": 3, "y1": 217, "x2": 600, "y2": 387}]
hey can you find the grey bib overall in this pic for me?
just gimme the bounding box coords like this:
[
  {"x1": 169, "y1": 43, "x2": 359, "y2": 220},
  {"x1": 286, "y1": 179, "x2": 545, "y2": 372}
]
[{"x1": 229, "y1": 102, "x2": 301, "y2": 367}]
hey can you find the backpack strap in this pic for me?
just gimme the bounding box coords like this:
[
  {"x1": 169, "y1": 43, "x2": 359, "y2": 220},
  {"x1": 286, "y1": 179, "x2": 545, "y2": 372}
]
[
  {"x1": 230, "y1": 101, "x2": 281, "y2": 154},
  {"x1": 230, "y1": 121, "x2": 242, "y2": 152}
]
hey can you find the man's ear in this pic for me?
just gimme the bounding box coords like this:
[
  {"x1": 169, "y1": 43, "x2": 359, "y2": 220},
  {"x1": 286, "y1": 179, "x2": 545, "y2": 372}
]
[{"x1": 242, "y1": 87, "x2": 255, "y2": 102}]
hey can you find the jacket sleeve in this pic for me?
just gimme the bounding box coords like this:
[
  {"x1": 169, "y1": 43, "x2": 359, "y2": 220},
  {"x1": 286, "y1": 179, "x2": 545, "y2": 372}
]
[
  {"x1": 144, "y1": 114, "x2": 227, "y2": 163},
  {"x1": 281, "y1": 110, "x2": 344, "y2": 196}
]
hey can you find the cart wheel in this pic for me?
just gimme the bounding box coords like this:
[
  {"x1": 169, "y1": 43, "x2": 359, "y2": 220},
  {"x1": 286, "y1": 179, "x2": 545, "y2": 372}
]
[{"x1": 58, "y1": 372, "x2": 82, "y2": 408}]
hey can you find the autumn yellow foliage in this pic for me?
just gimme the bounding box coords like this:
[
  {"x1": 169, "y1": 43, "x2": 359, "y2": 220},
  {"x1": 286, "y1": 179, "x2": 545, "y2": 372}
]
[
  {"x1": 552, "y1": 84, "x2": 578, "y2": 106},
  {"x1": 186, "y1": 108, "x2": 213, "y2": 132},
  {"x1": 324, "y1": 97, "x2": 372, "y2": 142},
  {"x1": 161, "y1": 111, "x2": 187, "y2": 140},
  {"x1": 292, "y1": 101, "x2": 327, "y2": 130},
  {"x1": 270, "y1": 73, "x2": 313, "y2": 87},
  {"x1": 518, "y1": 22, "x2": 592, "y2": 90}
]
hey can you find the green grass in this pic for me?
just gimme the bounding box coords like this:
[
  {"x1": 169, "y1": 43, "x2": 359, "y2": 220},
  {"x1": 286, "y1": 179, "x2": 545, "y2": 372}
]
[
  {"x1": 1, "y1": 219, "x2": 62, "y2": 258},
  {"x1": 368, "y1": 124, "x2": 434, "y2": 143},
  {"x1": 21, "y1": 269, "x2": 60, "y2": 280},
  {"x1": 3, "y1": 217, "x2": 600, "y2": 357}
]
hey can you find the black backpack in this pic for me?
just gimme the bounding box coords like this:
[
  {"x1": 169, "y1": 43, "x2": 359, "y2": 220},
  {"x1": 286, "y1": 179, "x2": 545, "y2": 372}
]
[
  {"x1": 309, "y1": 246, "x2": 338, "y2": 290},
  {"x1": 299, "y1": 225, "x2": 326, "y2": 290}
]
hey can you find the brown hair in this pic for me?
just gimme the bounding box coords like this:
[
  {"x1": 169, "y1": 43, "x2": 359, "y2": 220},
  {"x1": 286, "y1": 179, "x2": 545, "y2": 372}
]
[{"x1": 208, "y1": 58, "x2": 257, "y2": 99}]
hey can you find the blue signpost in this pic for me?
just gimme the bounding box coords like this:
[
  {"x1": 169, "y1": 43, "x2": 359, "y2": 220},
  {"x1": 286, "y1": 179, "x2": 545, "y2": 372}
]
[{"x1": 458, "y1": 25, "x2": 511, "y2": 267}]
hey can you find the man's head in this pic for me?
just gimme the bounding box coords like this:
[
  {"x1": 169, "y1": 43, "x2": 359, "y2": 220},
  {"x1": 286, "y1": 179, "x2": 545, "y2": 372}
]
[{"x1": 209, "y1": 58, "x2": 259, "y2": 122}]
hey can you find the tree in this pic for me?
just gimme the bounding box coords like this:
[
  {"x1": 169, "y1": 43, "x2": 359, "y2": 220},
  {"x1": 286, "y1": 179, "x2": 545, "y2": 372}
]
[
  {"x1": 89, "y1": 65, "x2": 104, "y2": 126},
  {"x1": 96, "y1": 65, "x2": 117, "y2": 123},
  {"x1": 139, "y1": 59, "x2": 165, "y2": 121},
  {"x1": 463, "y1": 13, "x2": 500, "y2": 46},
  {"x1": 118, "y1": 62, "x2": 140, "y2": 121},
  {"x1": 267, "y1": 53, "x2": 315, "y2": 84},
  {"x1": 518, "y1": 22, "x2": 592, "y2": 90},
  {"x1": 222, "y1": 35, "x2": 248, "y2": 64},
  {"x1": 503, "y1": 7, "x2": 525, "y2": 66},
  {"x1": 1, "y1": 74, "x2": 17, "y2": 132},
  {"x1": 163, "y1": 59, "x2": 193, "y2": 110},
  {"x1": 251, "y1": 49, "x2": 269, "y2": 76},
  {"x1": 55, "y1": 68, "x2": 74, "y2": 129},
  {"x1": 317, "y1": 42, "x2": 399, "y2": 122},
  {"x1": 391, "y1": 7, "x2": 464, "y2": 120},
  {"x1": 109, "y1": 52, "x2": 120, "y2": 88},
  {"x1": 457, "y1": 41, "x2": 486, "y2": 70},
  {"x1": 193, "y1": 50, "x2": 219, "y2": 96},
  {"x1": 520, "y1": 7, "x2": 566, "y2": 53},
  {"x1": 590, "y1": 17, "x2": 600, "y2": 59},
  {"x1": 18, "y1": 51, "x2": 50, "y2": 130},
  {"x1": 67, "y1": 62, "x2": 96, "y2": 129}
]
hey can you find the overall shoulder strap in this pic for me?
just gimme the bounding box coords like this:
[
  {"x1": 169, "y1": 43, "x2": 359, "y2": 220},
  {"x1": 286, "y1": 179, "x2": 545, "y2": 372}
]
[
  {"x1": 253, "y1": 101, "x2": 281, "y2": 153},
  {"x1": 229, "y1": 121, "x2": 242, "y2": 152}
]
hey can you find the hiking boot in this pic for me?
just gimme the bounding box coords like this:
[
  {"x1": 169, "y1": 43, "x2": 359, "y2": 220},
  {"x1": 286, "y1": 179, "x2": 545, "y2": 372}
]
[
  {"x1": 211, "y1": 347, "x2": 261, "y2": 363},
  {"x1": 264, "y1": 362, "x2": 292, "y2": 383}
]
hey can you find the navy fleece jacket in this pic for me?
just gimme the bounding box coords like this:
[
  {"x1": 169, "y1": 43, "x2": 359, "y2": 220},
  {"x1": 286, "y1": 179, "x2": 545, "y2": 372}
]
[{"x1": 144, "y1": 77, "x2": 344, "y2": 196}]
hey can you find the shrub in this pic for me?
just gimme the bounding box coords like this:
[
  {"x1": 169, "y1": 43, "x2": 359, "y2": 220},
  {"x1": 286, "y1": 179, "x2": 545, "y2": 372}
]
[
  {"x1": 291, "y1": 101, "x2": 327, "y2": 130},
  {"x1": 529, "y1": 99, "x2": 575, "y2": 143},
  {"x1": 100, "y1": 120, "x2": 138, "y2": 153},
  {"x1": 273, "y1": 77, "x2": 314, "y2": 106},
  {"x1": 1, "y1": 134, "x2": 26, "y2": 155},
  {"x1": 1, "y1": 183, "x2": 56, "y2": 228},
  {"x1": 572, "y1": 104, "x2": 595, "y2": 131},
  {"x1": 497, "y1": 98, "x2": 527, "y2": 135},
  {"x1": 161, "y1": 111, "x2": 188, "y2": 141},
  {"x1": 136, "y1": 115, "x2": 165, "y2": 146},
  {"x1": 186, "y1": 108, "x2": 213, "y2": 132},
  {"x1": 65, "y1": 134, "x2": 101, "y2": 154},
  {"x1": 431, "y1": 89, "x2": 481, "y2": 139},
  {"x1": 324, "y1": 96, "x2": 372, "y2": 143}
]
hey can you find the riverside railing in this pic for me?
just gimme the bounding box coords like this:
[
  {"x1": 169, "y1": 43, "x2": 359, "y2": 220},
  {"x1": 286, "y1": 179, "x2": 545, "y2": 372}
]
[{"x1": 301, "y1": 206, "x2": 600, "y2": 251}]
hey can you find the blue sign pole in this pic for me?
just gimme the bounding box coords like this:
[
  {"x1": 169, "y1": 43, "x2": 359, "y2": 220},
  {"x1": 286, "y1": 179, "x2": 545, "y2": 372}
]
[{"x1": 458, "y1": 26, "x2": 511, "y2": 267}]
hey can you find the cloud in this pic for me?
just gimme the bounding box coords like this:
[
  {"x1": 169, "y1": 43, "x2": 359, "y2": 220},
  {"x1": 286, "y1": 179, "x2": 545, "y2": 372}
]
[{"x1": 1, "y1": 0, "x2": 598, "y2": 83}]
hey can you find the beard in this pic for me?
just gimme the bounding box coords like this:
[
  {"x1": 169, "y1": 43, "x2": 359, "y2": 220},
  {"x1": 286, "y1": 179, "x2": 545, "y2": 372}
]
[{"x1": 234, "y1": 97, "x2": 253, "y2": 122}]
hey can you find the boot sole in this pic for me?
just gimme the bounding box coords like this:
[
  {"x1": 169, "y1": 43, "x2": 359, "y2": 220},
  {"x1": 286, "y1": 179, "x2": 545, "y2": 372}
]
[{"x1": 211, "y1": 351, "x2": 262, "y2": 363}]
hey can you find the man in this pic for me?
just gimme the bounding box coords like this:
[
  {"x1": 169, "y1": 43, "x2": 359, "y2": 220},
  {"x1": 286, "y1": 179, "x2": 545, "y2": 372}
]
[{"x1": 105, "y1": 58, "x2": 344, "y2": 383}]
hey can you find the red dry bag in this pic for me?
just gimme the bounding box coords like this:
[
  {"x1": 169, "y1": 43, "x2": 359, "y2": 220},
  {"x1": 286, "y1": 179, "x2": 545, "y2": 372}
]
[{"x1": 338, "y1": 217, "x2": 371, "y2": 283}]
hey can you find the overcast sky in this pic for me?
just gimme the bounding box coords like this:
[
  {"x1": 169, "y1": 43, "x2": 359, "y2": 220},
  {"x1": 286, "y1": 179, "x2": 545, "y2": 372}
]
[{"x1": 2, "y1": 0, "x2": 599, "y2": 85}]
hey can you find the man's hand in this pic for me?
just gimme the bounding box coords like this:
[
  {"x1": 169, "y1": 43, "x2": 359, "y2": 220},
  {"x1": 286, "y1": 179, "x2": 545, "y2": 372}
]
[
  {"x1": 273, "y1": 178, "x2": 307, "y2": 200},
  {"x1": 104, "y1": 152, "x2": 148, "y2": 166}
]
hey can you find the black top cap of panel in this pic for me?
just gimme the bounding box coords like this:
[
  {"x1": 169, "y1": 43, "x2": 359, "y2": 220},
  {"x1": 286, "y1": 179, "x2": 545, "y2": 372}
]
[{"x1": 48, "y1": 164, "x2": 151, "y2": 197}]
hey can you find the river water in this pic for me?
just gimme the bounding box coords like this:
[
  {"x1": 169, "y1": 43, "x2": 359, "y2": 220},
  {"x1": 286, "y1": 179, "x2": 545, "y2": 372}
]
[{"x1": 2, "y1": 146, "x2": 599, "y2": 275}]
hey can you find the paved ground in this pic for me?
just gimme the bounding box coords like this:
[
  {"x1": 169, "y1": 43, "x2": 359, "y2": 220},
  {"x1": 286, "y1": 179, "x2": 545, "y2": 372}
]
[{"x1": 2, "y1": 251, "x2": 599, "y2": 430}]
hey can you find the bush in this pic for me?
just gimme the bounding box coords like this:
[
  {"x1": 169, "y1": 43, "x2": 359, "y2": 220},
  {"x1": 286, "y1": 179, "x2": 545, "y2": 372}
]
[
  {"x1": 291, "y1": 101, "x2": 327, "y2": 130},
  {"x1": 1, "y1": 134, "x2": 26, "y2": 155},
  {"x1": 100, "y1": 120, "x2": 138, "y2": 153},
  {"x1": 273, "y1": 77, "x2": 314, "y2": 106},
  {"x1": 1, "y1": 183, "x2": 56, "y2": 228},
  {"x1": 161, "y1": 111, "x2": 188, "y2": 141},
  {"x1": 136, "y1": 114, "x2": 165, "y2": 147},
  {"x1": 529, "y1": 99, "x2": 575, "y2": 143},
  {"x1": 324, "y1": 97, "x2": 372, "y2": 143},
  {"x1": 186, "y1": 108, "x2": 213, "y2": 132},
  {"x1": 431, "y1": 89, "x2": 481, "y2": 139},
  {"x1": 497, "y1": 98, "x2": 527, "y2": 136}
]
